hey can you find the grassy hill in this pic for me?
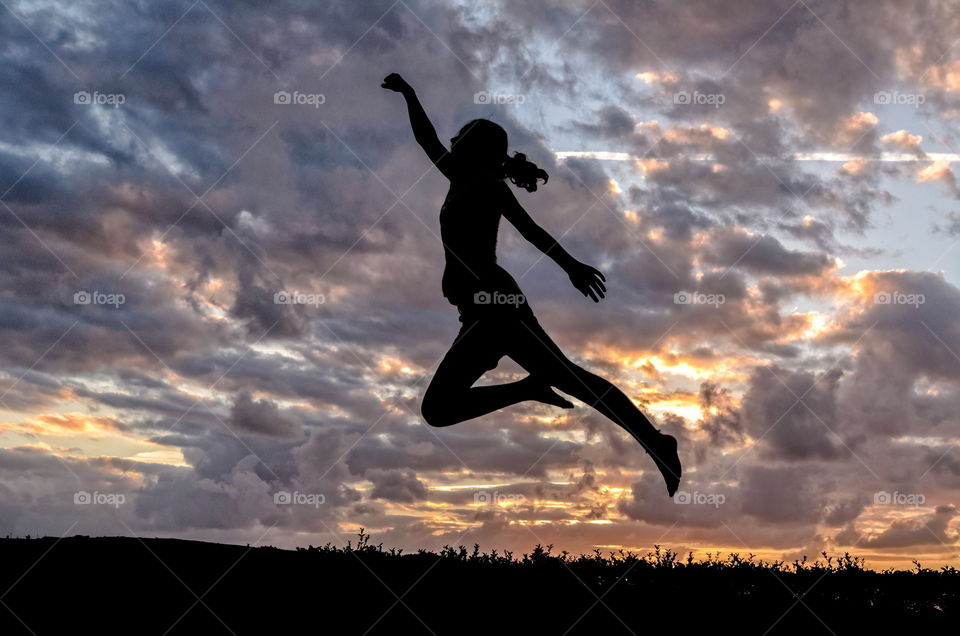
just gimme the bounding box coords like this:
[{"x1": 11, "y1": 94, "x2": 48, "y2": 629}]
[{"x1": 1, "y1": 530, "x2": 957, "y2": 634}]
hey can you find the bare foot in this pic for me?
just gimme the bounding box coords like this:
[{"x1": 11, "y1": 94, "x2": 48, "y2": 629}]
[
  {"x1": 615, "y1": 422, "x2": 682, "y2": 497},
  {"x1": 523, "y1": 377, "x2": 574, "y2": 409},
  {"x1": 643, "y1": 433, "x2": 682, "y2": 497}
]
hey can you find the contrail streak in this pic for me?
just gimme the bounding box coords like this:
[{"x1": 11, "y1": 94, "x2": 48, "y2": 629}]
[{"x1": 555, "y1": 151, "x2": 960, "y2": 162}]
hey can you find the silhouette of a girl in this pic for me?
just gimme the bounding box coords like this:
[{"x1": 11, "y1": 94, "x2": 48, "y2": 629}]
[{"x1": 382, "y1": 73, "x2": 681, "y2": 496}]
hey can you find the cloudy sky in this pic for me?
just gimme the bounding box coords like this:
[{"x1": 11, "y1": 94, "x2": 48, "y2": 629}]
[{"x1": 1, "y1": 0, "x2": 958, "y2": 570}]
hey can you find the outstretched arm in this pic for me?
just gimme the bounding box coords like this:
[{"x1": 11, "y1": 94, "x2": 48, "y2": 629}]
[
  {"x1": 499, "y1": 182, "x2": 607, "y2": 302},
  {"x1": 381, "y1": 73, "x2": 453, "y2": 178}
]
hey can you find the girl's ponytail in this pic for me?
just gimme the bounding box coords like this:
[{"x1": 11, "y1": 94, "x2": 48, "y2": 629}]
[{"x1": 502, "y1": 152, "x2": 548, "y2": 192}]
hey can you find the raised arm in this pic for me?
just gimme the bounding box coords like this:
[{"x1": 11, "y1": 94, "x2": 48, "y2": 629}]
[
  {"x1": 498, "y1": 182, "x2": 607, "y2": 302},
  {"x1": 381, "y1": 73, "x2": 454, "y2": 178}
]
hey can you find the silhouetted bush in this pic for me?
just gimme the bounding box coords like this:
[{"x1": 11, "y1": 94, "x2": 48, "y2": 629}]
[{"x1": 1, "y1": 529, "x2": 956, "y2": 634}]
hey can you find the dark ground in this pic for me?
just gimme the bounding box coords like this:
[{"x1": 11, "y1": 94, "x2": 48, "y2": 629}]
[{"x1": 1, "y1": 531, "x2": 957, "y2": 635}]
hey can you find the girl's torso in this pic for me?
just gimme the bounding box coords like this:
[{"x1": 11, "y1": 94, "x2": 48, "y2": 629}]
[{"x1": 439, "y1": 176, "x2": 523, "y2": 306}]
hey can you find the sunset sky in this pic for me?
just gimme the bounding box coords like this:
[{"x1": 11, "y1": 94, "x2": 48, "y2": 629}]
[{"x1": 1, "y1": 0, "x2": 958, "y2": 571}]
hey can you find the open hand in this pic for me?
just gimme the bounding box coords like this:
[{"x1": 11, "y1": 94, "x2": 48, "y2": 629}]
[
  {"x1": 381, "y1": 73, "x2": 412, "y2": 93},
  {"x1": 566, "y1": 261, "x2": 606, "y2": 302}
]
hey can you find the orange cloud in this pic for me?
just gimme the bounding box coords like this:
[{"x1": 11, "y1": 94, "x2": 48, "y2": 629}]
[
  {"x1": 5, "y1": 413, "x2": 121, "y2": 439},
  {"x1": 835, "y1": 111, "x2": 878, "y2": 146},
  {"x1": 881, "y1": 129, "x2": 924, "y2": 153},
  {"x1": 916, "y1": 159, "x2": 958, "y2": 194}
]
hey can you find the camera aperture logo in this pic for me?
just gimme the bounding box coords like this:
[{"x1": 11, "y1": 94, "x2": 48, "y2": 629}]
[
  {"x1": 474, "y1": 91, "x2": 525, "y2": 105},
  {"x1": 674, "y1": 491, "x2": 725, "y2": 507},
  {"x1": 473, "y1": 290, "x2": 525, "y2": 307},
  {"x1": 474, "y1": 490, "x2": 526, "y2": 505},
  {"x1": 274, "y1": 490, "x2": 325, "y2": 508},
  {"x1": 74, "y1": 490, "x2": 126, "y2": 508},
  {"x1": 74, "y1": 290, "x2": 125, "y2": 308},
  {"x1": 674, "y1": 291, "x2": 725, "y2": 307},
  {"x1": 274, "y1": 290, "x2": 325, "y2": 306},
  {"x1": 74, "y1": 90, "x2": 125, "y2": 108},
  {"x1": 673, "y1": 90, "x2": 725, "y2": 108},
  {"x1": 873, "y1": 90, "x2": 925, "y2": 108},
  {"x1": 874, "y1": 291, "x2": 924, "y2": 308},
  {"x1": 274, "y1": 90, "x2": 325, "y2": 108},
  {"x1": 874, "y1": 491, "x2": 925, "y2": 507}
]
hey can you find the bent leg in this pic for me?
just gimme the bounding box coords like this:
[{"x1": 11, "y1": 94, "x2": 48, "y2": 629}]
[
  {"x1": 421, "y1": 318, "x2": 568, "y2": 427},
  {"x1": 422, "y1": 371, "x2": 537, "y2": 427}
]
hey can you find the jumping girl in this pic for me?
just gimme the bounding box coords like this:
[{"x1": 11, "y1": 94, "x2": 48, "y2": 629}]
[{"x1": 382, "y1": 73, "x2": 681, "y2": 496}]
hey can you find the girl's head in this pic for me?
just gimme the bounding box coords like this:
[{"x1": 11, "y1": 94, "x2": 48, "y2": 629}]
[{"x1": 450, "y1": 119, "x2": 548, "y2": 192}]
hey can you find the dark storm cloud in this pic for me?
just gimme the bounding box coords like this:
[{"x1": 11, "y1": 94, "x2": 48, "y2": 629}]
[
  {"x1": 840, "y1": 505, "x2": 958, "y2": 549},
  {"x1": 366, "y1": 467, "x2": 428, "y2": 503},
  {"x1": 740, "y1": 365, "x2": 844, "y2": 461},
  {"x1": 701, "y1": 228, "x2": 834, "y2": 277},
  {"x1": 696, "y1": 381, "x2": 744, "y2": 449},
  {"x1": 569, "y1": 105, "x2": 636, "y2": 139},
  {"x1": 345, "y1": 421, "x2": 584, "y2": 479},
  {"x1": 230, "y1": 390, "x2": 303, "y2": 440},
  {"x1": 738, "y1": 464, "x2": 828, "y2": 524}
]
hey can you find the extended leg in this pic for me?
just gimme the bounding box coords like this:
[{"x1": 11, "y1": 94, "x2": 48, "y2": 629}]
[
  {"x1": 507, "y1": 321, "x2": 657, "y2": 440},
  {"x1": 506, "y1": 317, "x2": 682, "y2": 495}
]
